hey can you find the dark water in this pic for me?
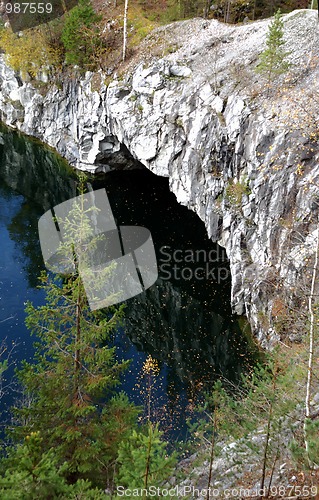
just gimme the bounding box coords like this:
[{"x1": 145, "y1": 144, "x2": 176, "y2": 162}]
[{"x1": 0, "y1": 124, "x2": 259, "y2": 438}]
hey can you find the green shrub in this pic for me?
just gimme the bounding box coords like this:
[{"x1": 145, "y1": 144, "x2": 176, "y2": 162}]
[{"x1": 225, "y1": 178, "x2": 251, "y2": 208}]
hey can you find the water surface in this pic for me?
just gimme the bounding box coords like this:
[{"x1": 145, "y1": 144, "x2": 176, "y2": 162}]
[{"x1": 0, "y1": 125, "x2": 259, "y2": 436}]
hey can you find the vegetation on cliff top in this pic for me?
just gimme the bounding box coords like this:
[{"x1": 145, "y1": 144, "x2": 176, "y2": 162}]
[{"x1": 0, "y1": 0, "x2": 315, "y2": 78}]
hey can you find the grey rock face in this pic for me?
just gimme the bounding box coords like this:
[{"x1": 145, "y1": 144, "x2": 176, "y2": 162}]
[{"x1": 1, "y1": 9, "x2": 319, "y2": 343}]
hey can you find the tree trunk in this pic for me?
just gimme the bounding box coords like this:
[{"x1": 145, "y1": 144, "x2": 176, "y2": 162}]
[
  {"x1": 252, "y1": 0, "x2": 256, "y2": 20},
  {"x1": 260, "y1": 365, "x2": 278, "y2": 494},
  {"x1": 224, "y1": 0, "x2": 231, "y2": 23},
  {"x1": 204, "y1": 0, "x2": 210, "y2": 18},
  {"x1": 206, "y1": 409, "x2": 218, "y2": 500},
  {"x1": 143, "y1": 423, "x2": 153, "y2": 498},
  {"x1": 123, "y1": 0, "x2": 129, "y2": 62},
  {"x1": 304, "y1": 223, "x2": 319, "y2": 468},
  {"x1": 75, "y1": 282, "x2": 81, "y2": 382},
  {"x1": 267, "y1": 447, "x2": 279, "y2": 498}
]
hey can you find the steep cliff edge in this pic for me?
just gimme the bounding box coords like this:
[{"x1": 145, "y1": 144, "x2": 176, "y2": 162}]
[{"x1": 1, "y1": 9, "x2": 319, "y2": 344}]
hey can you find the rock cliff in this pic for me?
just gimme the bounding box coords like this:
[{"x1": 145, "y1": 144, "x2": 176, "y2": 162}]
[{"x1": 1, "y1": 9, "x2": 319, "y2": 344}]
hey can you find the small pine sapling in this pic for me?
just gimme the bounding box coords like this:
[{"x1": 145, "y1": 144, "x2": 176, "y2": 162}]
[{"x1": 256, "y1": 10, "x2": 291, "y2": 93}]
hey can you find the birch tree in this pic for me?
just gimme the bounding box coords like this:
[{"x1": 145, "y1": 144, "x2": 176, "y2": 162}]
[
  {"x1": 123, "y1": 0, "x2": 129, "y2": 61},
  {"x1": 304, "y1": 223, "x2": 319, "y2": 468}
]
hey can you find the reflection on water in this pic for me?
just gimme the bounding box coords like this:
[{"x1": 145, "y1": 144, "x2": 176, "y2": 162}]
[
  {"x1": 0, "y1": 182, "x2": 45, "y2": 430},
  {"x1": 93, "y1": 171, "x2": 259, "y2": 432},
  {"x1": 0, "y1": 125, "x2": 260, "y2": 436},
  {"x1": 0, "y1": 122, "x2": 76, "y2": 210}
]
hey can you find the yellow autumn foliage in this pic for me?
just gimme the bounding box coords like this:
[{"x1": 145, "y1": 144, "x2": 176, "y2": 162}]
[{"x1": 0, "y1": 27, "x2": 60, "y2": 78}]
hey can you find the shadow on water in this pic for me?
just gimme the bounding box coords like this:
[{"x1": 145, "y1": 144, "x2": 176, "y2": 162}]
[{"x1": 0, "y1": 124, "x2": 261, "y2": 437}]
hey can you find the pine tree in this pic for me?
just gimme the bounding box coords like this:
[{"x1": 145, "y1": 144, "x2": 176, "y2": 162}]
[
  {"x1": 9, "y1": 178, "x2": 139, "y2": 489},
  {"x1": 117, "y1": 423, "x2": 176, "y2": 494},
  {"x1": 256, "y1": 9, "x2": 290, "y2": 92},
  {"x1": 0, "y1": 432, "x2": 107, "y2": 498},
  {"x1": 61, "y1": 0, "x2": 101, "y2": 68}
]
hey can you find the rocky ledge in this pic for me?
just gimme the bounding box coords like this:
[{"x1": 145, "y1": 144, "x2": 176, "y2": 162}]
[{"x1": 1, "y1": 9, "x2": 319, "y2": 344}]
